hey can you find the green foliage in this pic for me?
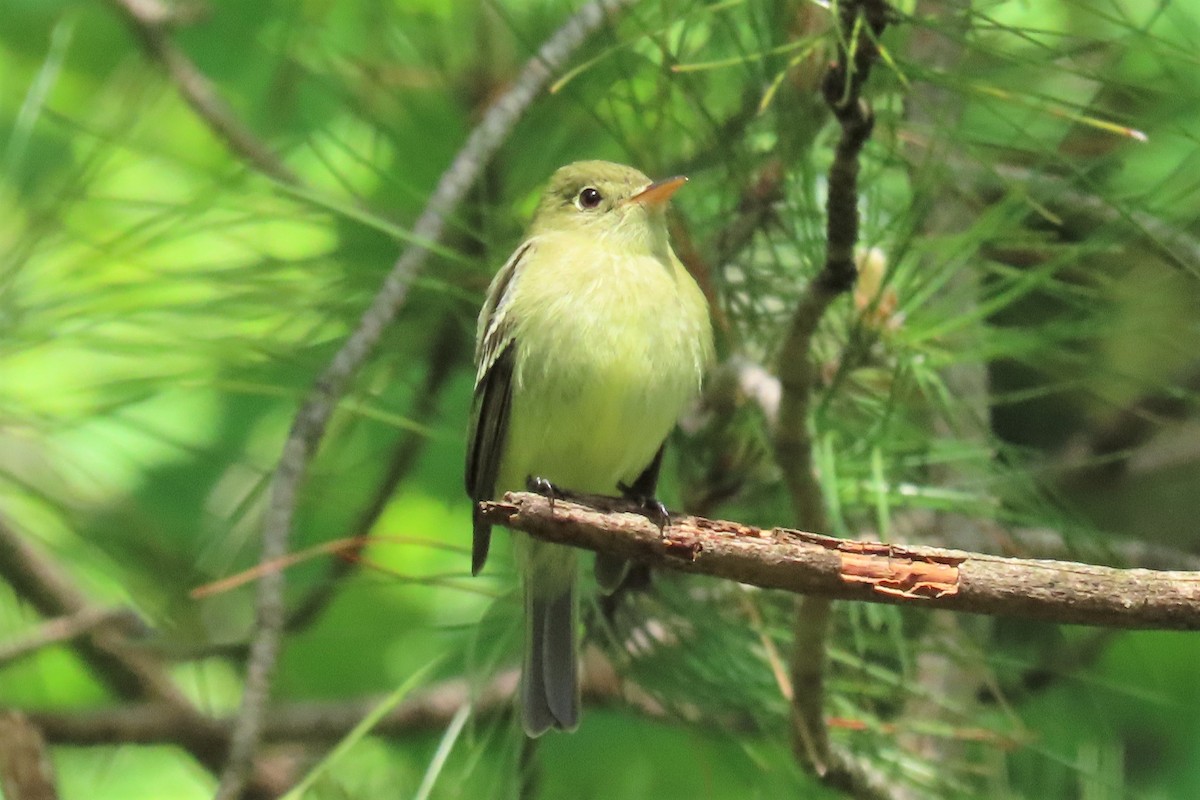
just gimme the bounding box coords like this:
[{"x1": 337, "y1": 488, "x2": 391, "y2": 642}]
[{"x1": 2, "y1": 0, "x2": 1200, "y2": 798}]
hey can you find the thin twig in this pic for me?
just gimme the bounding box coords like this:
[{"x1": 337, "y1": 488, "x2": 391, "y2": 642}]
[
  {"x1": 216, "y1": 1, "x2": 642, "y2": 796},
  {"x1": 0, "y1": 607, "x2": 142, "y2": 668},
  {"x1": 32, "y1": 672, "x2": 516, "y2": 748},
  {"x1": 284, "y1": 318, "x2": 467, "y2": 633},
  {"x1": 102, "y1": 0, "x2": 299, "y2": 184}
]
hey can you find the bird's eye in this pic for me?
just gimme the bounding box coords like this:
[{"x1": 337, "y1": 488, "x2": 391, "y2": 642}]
[{"x1": 576, "y1": 187, "x2": 603, "y2": 210}]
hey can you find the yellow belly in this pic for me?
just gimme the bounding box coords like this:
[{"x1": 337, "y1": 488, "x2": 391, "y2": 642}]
[{"x1": 496, "y1": 239, "x2": 711, "y2": 497}]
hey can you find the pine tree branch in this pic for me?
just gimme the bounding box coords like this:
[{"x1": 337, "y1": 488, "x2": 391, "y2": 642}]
[
  {"x1": 283, "y1": 318, "x2": 467, "y2": 635},
  {"x1": 771, "y1": 0, "x2": 892, "y2": 794},
  {"x1": 0, "y1": 514, "x2": 187, "y2": 706},
  {"x1": 217, "y1": 1, "x2": 643, "y2": 797},
  {"x1": 102, "y1": 0, "x2": 299, "y2": 184},
  {"x1": 27, "y1": 658, "x2": 693, "y2": 747},
  {"x1": 481, "y1": 492, "x2": 1200, "y2": 631},
  {"x1": 0, "y1": 712, "x2": 59, "y2": 800},
  {"x1": 0, "y1": 607, "x2": 142, "y2": 669},
  {"x1": 30, "y1": 674, "x2": 517, "y2": 748},
  {"x1": 0, "y1": 516, "x2": 284, "y2": 799},
  {"x1": 788, "y1": 595, "x2": 837, "y2": 777}
]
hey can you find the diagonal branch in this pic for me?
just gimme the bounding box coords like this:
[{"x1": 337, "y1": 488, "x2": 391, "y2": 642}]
[
  {"x1": 216, "y1": 1, "x2": 643, "y2": 797},
  {"x1": 102, "y1": 0, "x2": 299, "y2": 184},
  {"x1": 283, "y1": 318, "x2": 467, "y2": 634}
]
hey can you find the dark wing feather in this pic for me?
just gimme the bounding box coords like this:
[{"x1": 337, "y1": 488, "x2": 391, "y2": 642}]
[
  {"x1": 465, "y1": 343, "x2": 514, "y2": 575},
  {"x1": 464, "y1": 241, "x2": 532, "y2": 575}
]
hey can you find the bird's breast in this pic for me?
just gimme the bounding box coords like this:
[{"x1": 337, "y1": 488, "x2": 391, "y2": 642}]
[
  {"x1": 500, "y1": 245, "x2": 711, "y2": 494},
  {"x1": 516, "y1": 249, "x2": 707, "y2": 399}
]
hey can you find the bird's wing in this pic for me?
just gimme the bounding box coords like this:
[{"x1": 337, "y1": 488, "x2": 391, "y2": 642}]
[
  {"x1": 465, "y1": 240, "x2": 533, "y2": 575},
  {"x1": 474, "y1": 239, "x2": 534, "y2": 386}
]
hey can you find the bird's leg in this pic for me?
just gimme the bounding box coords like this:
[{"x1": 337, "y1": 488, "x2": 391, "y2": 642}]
[
  {"x1": 526, "y1": 474, "x2": 571, "y2": 513},
  {"x1": 617, "y1": 444, "x2": 670, "y2": 533}
]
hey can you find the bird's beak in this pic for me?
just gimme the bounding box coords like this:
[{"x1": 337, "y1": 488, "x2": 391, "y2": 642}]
[{"x1": 626, "y1": 175, "x2": 688, "y2": 207}]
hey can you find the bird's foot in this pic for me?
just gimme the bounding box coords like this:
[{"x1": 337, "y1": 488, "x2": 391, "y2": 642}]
[
  {"x1": 526, "y1": 475, "x2": 570, "y2": 513},
  {"x1": 617, "y1": 481, "x2": 670, "y2": 533}
]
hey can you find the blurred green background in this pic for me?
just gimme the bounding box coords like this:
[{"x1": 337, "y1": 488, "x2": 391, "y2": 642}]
[{"x1": 2, "y1": 0, "x2": 1200, "y2": 798}]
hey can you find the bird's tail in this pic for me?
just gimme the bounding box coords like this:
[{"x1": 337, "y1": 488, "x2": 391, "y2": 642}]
[{"x1": 521, "y1": 540, "x2": 579, "y2": 736}]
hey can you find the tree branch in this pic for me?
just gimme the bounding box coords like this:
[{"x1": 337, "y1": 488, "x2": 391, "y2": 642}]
[
  {"x1": 102, "y1": 0, "x2": 299, "y2": 184},
  {"x1": 771, "y1": 0, "x2": 891, "y2": 794},
  {"x1": 283, "y1": 318, "x2": 467, "y2": 634},
  {"x1": 28, "y1": 657, "x2": 685, "y2": 748},
  {"x1": 30, "y1": 674, "x2": 516, "y2": 749},
  {"x1": 0, "y1": 607, "x2": 143, "y2": 669},
  {"x1": 0, "y1": 711, "x2": 59, "y2": 800},
  {"x1": 0, "y1": 515, "x2": 284, "y2": 798},
  {"x1": 0, "y1": 514, "x2": 187, "y2": 706},
  {"x1": 217, "y1": 1, "x2": 642, "y2": 796},
  {"x1": 481, "y1": 492, "x2": 1200, "y2": 631}
]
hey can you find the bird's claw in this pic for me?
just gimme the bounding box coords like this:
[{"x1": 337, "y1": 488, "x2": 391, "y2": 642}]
[
  {"x1": 526, "y1": 475, "x2": 561, "y2": 512},
  {"x1": 617, "y1": 481, "x2": 671, "y2": 533}
]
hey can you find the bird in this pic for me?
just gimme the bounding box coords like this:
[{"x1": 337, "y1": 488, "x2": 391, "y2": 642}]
[{"x1": 465, "y1": 160, "x2": 714, "y2": 736}]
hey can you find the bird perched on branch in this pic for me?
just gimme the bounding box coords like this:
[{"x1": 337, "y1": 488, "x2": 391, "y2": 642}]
[{"x1": 466, "y1": 160, "x2": 714, "y2": 736}]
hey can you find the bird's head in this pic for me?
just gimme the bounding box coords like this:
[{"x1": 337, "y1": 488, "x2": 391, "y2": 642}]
[{"x1": 529, "y1": 160, "x2": 686, "y2": 255}]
